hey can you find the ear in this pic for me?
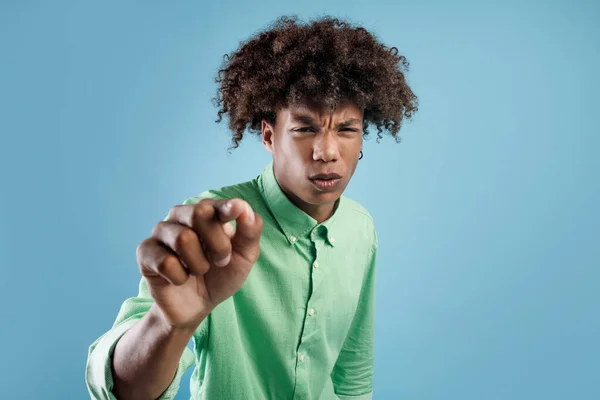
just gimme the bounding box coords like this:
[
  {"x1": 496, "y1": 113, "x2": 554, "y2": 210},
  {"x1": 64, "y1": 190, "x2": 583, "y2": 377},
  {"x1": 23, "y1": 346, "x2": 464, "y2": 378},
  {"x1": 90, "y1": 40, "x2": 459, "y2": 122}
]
[{"x1": 262, "y1": 120, "x2": 274, "y2": 153}]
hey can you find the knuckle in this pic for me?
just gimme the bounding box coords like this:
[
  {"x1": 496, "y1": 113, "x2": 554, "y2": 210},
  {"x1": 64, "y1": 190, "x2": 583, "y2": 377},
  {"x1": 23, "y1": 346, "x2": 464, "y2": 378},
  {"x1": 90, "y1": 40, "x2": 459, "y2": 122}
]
[
  {"x1": 210, "y1": 242, "x2": 232, "y2": 257},
  {"x1": 151, "y1": 221, "x2": 167, "y2": 238},
  {"x1": 193, "y1": 201, "x2": 214, "y2": 221},
  {"x1": 166, "y1": 204, "x2": 182, "y2": 219},
  {"x1": 137, "y1": 239, "x2": 158, "y2": 275},
  {"x1": 190, "y1": 260, "x2": 210, "y2": 276},
  {"x1": 249, "y1": 249, "x2": 261, "y2": 263},
  {"x1": 255, "y1": 213, "x2": 264, "y2": 230},
  {"x1": 157, "y1": 253, "x2": 180, "y2": 275},
  {"x1": 173, "y1": 229, "x2": 197, "y2": 252},
  {"x1": 136, "y1": 238, "x2": 152, "y2": 259}
]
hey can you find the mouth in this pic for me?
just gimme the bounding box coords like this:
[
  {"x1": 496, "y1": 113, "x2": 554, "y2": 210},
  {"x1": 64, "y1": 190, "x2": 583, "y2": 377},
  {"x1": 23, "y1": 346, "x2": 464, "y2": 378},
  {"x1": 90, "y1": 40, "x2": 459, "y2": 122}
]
[{"x1": 308, "y1": 173, "x2": 343, "y2": 191}]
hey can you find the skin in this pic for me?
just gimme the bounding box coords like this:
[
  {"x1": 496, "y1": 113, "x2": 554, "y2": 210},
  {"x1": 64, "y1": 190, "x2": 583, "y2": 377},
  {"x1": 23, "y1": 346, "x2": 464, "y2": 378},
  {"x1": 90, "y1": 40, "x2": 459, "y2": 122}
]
[
  {"x1": 262, "y1": 101, "x2": 364, "y2": 223},
  {"x1": 112, "y1": 198, "x2": 263, "y2": 400},
  {"x1": 111, "y1": 102, "x2": 363, "y2": 400}
]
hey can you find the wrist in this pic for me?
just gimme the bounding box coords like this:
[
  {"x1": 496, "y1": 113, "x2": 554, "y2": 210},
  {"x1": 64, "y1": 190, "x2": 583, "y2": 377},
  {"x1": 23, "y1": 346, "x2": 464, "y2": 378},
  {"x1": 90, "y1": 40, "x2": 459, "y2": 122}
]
[{"x1": 147, "y1": 304, "x2": 206, "y2": 338}]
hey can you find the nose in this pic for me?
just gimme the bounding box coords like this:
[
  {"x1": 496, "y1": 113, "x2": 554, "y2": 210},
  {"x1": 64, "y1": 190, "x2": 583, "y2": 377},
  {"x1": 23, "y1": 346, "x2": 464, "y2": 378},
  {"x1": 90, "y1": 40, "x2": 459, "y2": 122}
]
[{"x1": 312, "y1": 131, "x2": 340, "y2": 162}]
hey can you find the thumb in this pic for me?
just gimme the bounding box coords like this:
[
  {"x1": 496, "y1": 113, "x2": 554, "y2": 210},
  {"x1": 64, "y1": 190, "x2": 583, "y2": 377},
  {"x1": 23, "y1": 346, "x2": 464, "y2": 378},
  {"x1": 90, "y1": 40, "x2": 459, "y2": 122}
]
[
  {"x1": 213, "y1": 198, "x2": 246, "y2": 222},
  {"x1": 213, "y1": 199, "x2": 261, "y2": 245},
  {"x1": 231, "y1": 201, "x2": 263, "y2": 254}
]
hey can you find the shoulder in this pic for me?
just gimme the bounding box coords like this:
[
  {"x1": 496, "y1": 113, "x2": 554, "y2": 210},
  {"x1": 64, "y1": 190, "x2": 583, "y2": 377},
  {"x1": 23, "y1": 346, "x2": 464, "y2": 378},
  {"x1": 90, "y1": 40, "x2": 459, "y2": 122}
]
[
  {"x1": 181, "y1": 177, "x2": 261, "y2": 206},
  {"x1": 341, "y1": 196, "x2": 374, "y2": 224},
  {"x1": 339, "y1": 195, "x2": 378, "y2": 249}
]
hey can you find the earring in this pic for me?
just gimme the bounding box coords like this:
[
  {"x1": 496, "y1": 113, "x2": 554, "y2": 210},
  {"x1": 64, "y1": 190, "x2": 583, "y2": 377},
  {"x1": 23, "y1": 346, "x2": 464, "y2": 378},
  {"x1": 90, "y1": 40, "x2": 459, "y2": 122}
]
[{"x1": 359, "y1": 151, "x2": 363, "y2": 160}]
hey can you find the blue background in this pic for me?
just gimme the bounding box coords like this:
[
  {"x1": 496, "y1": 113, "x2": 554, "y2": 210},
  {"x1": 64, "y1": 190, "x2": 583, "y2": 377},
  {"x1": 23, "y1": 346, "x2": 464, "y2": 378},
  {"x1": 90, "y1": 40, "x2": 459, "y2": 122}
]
[{"x1": 1, "y1": 1, "x2": 598, "y2": 399}]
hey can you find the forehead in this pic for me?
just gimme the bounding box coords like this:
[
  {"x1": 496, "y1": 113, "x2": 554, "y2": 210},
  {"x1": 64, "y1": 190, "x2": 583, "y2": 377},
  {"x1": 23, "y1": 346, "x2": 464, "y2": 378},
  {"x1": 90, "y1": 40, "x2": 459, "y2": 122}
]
[{"x1": 282, "y1": 101, "x2": 363, "y2": 120}]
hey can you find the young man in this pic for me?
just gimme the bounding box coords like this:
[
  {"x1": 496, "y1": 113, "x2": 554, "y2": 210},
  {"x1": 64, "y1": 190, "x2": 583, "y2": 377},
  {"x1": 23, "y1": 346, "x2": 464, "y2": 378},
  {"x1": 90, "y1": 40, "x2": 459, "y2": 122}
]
[{"x1": 86, "y1": 16, "x2": 417, "y2": 400}]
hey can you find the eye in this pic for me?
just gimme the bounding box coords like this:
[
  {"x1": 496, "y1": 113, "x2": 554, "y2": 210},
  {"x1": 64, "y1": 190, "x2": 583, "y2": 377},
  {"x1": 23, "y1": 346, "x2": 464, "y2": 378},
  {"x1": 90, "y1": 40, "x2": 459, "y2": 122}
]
[{"x1": 294, "y1": 127, "x2": 315, "y2": 132}]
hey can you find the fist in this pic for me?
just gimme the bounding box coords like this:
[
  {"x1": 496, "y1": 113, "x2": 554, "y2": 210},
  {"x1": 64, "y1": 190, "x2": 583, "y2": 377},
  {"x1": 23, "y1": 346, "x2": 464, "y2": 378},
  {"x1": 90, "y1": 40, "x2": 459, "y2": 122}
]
[{"x1": 136, "y1": 198, "x2": 263, "y2": 330}]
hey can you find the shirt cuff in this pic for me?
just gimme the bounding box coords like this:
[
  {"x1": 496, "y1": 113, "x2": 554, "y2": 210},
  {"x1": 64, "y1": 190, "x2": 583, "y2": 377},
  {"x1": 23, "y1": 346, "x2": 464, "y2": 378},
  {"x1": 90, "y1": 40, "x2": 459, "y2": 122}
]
[
  {"x1": 86, "y1": 318, "x2": 195, "y2": 400},
  {"x1": 337, "y1": 393, "x2": 373, "y2": 400}
]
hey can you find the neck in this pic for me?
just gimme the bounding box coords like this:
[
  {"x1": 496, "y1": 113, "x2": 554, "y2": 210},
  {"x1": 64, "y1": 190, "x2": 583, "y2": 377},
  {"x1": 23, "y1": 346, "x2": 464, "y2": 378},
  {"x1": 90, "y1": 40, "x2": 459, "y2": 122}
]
[
  {"x1": 300, "y1": 201, "x2": 336, "y2": 224},
  {"x1": 281, "y1": 187, "x2": 336, "y2": 224}
]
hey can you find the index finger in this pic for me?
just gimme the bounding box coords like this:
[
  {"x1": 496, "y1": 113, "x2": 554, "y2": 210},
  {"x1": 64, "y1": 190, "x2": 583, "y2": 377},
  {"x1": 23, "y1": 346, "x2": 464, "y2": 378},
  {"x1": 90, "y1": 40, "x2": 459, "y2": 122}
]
[{"x1": 166, "y1": 198, "x2": 249, "y2": 226}]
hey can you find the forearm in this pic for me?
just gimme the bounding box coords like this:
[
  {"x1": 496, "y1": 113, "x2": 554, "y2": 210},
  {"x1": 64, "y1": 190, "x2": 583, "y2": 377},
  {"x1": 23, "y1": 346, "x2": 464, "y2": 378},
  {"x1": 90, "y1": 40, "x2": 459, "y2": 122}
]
[{"x1": 112, "y1": 304, "x2": 201, "y2": 400}]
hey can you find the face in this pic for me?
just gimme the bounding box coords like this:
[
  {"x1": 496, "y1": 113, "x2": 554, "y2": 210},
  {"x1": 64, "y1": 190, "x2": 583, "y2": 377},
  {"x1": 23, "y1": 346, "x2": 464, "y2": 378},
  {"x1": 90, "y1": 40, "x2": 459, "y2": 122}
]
[{"x1": 262, "y1": 101, "x2": 364, "y2": 221}]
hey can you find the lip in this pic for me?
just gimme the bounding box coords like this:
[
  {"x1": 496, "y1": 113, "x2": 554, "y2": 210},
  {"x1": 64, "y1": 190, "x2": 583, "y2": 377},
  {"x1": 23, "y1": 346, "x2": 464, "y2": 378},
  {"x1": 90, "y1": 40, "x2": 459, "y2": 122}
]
[
  {"x1": 309, "y1": 173, "x2": 342, "y2": 180},
  {"x1": 310, "y1": 175, "x2": 342, "y2": 192}
]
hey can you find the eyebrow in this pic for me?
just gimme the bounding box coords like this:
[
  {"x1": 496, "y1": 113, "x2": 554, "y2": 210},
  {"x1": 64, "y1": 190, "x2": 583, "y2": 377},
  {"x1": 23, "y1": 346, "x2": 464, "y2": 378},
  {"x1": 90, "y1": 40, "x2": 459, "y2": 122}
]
[{"x1": 291, "y1": 113, "x2": 362, "y2": 128}]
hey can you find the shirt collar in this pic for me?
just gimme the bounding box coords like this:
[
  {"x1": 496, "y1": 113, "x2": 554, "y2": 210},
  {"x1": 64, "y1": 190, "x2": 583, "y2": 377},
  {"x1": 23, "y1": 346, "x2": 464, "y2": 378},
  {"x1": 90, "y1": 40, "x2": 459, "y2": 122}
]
[{"x1": 258, "y1": 160, "x2": 342, "y2": 246}]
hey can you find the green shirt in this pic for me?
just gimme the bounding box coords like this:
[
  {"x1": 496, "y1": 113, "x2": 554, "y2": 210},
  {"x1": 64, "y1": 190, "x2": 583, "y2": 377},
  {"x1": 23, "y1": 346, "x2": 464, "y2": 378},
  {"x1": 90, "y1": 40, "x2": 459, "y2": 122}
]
[{"x1": 86, "y1": 161, "x2": 378, "y2": 400}]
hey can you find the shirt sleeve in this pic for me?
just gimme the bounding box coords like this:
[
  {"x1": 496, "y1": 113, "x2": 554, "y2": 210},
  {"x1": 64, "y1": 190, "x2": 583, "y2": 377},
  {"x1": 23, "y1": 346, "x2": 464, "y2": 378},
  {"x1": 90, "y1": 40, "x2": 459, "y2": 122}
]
[
  {"x1": 85, "y1": 277, "x2": 196, "y2": 400},
  {"x1": 331, "y1": 238, "x2": 377, "y2": 400},
  {"x1": 86, "y1": 192, "x2": 223, "y2": 399}
]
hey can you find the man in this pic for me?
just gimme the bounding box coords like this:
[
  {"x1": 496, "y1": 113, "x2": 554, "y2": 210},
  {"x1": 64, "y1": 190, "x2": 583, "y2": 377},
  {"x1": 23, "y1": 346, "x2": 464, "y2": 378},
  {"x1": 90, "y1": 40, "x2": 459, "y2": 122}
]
[{"x1": 86, "y1": 15, "x2": 417, "y2": 400}]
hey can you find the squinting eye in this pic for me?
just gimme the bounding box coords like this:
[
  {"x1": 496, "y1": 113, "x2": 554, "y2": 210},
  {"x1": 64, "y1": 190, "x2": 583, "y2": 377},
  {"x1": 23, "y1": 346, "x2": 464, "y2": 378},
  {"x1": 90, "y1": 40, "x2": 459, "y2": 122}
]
[{"x1": 295, "y1": 127, "x2": 315, "y2": 132}]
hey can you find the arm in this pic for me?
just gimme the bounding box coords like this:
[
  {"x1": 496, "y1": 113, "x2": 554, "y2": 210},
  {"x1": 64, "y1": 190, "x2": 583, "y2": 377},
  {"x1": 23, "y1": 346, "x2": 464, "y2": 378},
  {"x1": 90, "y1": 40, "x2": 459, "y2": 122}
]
[
  {"x1": 111, "y1": 303, "x2": 202, "y2": 400},
  {"x1": 331, "y1": 242, "x2": 377, "y2": 399},
  {"x1": 86, "y1": 195, "x2": 261, "y2": 400},
  {"x1": 85, "y1": 278, "x2": 197, "y2": 400}
]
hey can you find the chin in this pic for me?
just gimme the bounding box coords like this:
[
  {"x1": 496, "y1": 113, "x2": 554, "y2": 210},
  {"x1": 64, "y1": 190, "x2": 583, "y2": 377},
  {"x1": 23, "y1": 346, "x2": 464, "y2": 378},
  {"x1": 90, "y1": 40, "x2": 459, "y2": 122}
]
[{"x1": 306, "y1": 188, "x2": 343, "y2": 205}]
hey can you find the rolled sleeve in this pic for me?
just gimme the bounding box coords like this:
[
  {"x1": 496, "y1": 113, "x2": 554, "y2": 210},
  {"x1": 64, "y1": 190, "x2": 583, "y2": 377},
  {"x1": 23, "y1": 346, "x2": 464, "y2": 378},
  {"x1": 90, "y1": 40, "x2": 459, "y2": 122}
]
[
  {"x1": 337, "y1": 393, "x2": 373, "y2": 400},
  {"x1": 85, "y1": 279, "x2": 196, "y2": 399},
  {"x1": 332, "y1": 241, "x2": 377, "y2": 398}
]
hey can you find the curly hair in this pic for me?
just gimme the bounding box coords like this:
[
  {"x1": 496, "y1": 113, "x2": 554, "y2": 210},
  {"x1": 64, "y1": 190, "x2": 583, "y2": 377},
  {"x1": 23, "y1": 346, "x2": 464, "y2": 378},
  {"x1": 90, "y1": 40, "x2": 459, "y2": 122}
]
[{"x1": 213, "y1": 15, "x2": 418, "y2": 149}]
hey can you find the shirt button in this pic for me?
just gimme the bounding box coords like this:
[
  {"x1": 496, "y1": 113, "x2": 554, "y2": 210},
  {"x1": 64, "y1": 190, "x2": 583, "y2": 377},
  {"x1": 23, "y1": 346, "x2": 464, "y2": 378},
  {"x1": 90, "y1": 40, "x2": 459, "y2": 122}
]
[
  {"x1": 313, "y1": 261, "x2": 319, "y2": 269},
  {"x1": 289, "y1": 235, "x2": 297, "y2": 243},
  {"x1": 329, "y1": 236, "x2": 335, "y2": 244},
  {"x1": 308, "y1": 308, "x2": 315, "y2": 316},
  {"x1": 298, "y1": 353, "x2": 305, "y2": 361}
]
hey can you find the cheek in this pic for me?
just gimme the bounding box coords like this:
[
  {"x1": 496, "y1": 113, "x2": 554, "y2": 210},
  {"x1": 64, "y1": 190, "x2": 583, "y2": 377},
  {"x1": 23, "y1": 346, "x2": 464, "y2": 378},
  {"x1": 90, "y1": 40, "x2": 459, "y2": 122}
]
[
  {"x1": 279, "y1": 137, "x2": 311, "y2": 162},
  {"x1": 273, "y1": 142, "x2": 305, "y2": 176},
  {"x1": 342, "y1": 139, "x2": 362, "y2": 162}
]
